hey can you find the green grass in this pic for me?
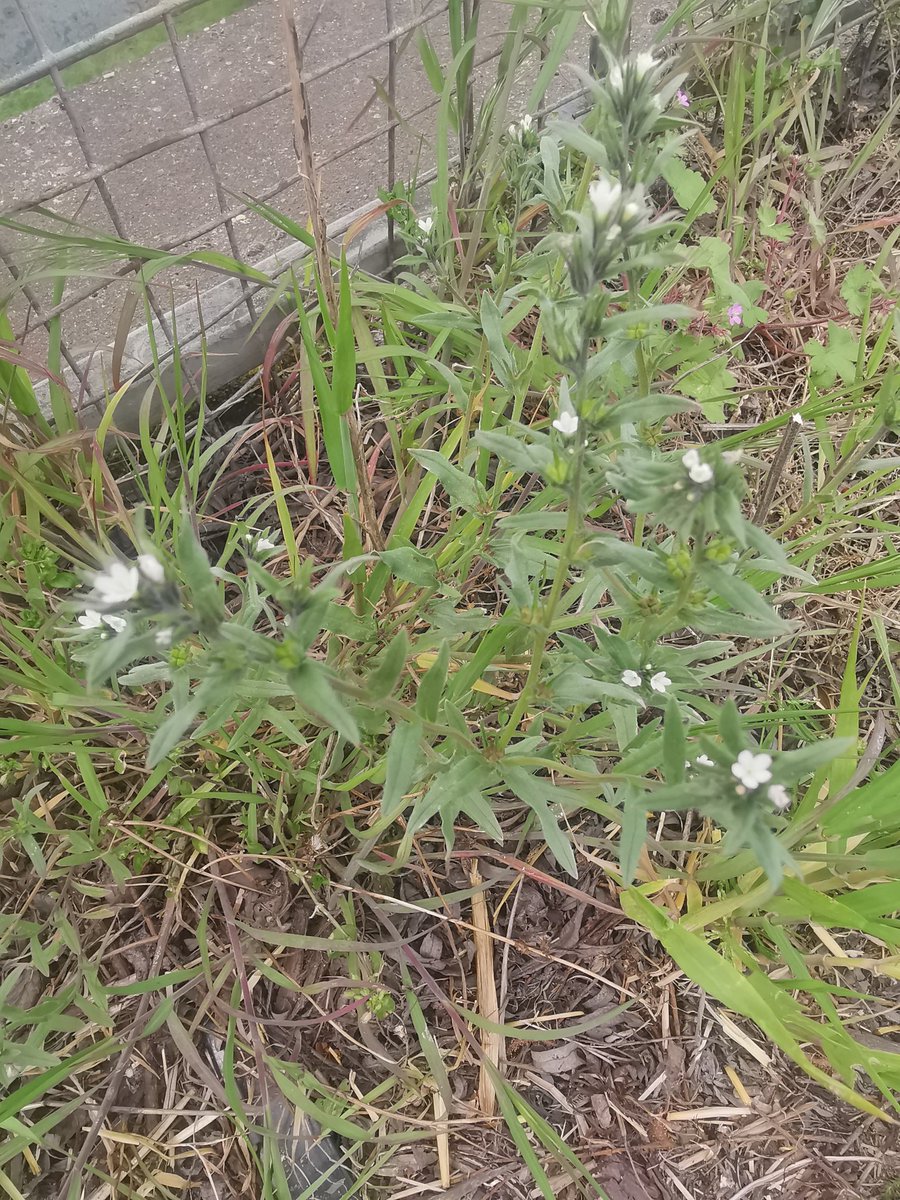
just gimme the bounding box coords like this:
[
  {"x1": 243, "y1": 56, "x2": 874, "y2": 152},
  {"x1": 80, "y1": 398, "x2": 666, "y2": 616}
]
[{"x1": 0, "y1": 0, "x2": 256, "y2": 124}]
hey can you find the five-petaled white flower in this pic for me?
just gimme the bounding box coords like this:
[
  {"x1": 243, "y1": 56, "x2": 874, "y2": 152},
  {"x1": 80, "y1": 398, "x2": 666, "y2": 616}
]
[
  {"x1": 731, "y1": 750, "x2": 773, "y2": 789},
  {"x1": 417, "y1": 216, "x2": 434, "y2": 235},
  {"x1": 650, "y1": 671, "x2": 671, "y2": 694},
  {"x1": 768, "y1": 784, "x2": 791, "y2": 811},
  {"x1": 621, "y1": 669, "x2": 642, "y2": 688},
  {"x1": 552, "y1": 410, "x2": 579, "y2": 436},
  {"x1": 137, "y1": 553, "x2": 164, "y2": 583},
  {"x1": 89, "y1": 561, "x2": 139, "y2": 605},
  {"x1": 78, "y1": 609, "x2": 126, "y2": 633},
  {"x1": 682, "y1": 448, "x2": 713, "y2": 484},
  {"x1": 589, "y1": 176, "x2": 622, "y2": 220}
]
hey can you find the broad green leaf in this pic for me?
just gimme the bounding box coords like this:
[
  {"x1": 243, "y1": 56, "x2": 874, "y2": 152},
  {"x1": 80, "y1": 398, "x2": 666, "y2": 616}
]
[
  {"x1": 411, "y1": 448, "x2": 484, "y2": 511},
  {"x1": 416, "y1": 640, "x2": 450, "y2": 723},
  {"x1": 288, "y1": 662, "x2": 359, "y2": 744}
]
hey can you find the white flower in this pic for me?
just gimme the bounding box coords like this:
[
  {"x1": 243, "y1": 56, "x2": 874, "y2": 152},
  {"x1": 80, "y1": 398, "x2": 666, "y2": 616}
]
[
  {"x1": 589, "y1": 176, "x2": 622, "y2": 220},
  {"x1": 552, "y1": 410, "x2": 579, "y2": 436},
  {"x1": 768, "y1": 784, "x2": 791, "y2": 811},
  {"x1": 137, "y1": 553, "x2": 164, "y2": 583},
  {"x1": 695, "y1": 754, "x2": 714, "y2": 767},
  {"x1": 682, "y1": 448, "x2": 713, "y2": 484},
  {"x1": 417, "y1": 215, "x2": 433, "y2": 235},
  {"x1": 89, "y1": 561, "x2": 139, "y2": 605},
  {"x1": 792, "y1": 413, "x2": 804, "y2": 425},
  {"x1": 155, "y1": 628, "x2": 173, "y2": 648},
  {"x1": 78, "y1": 608, "x2": 125, "y2": 633},
  {"x1": 650, "y1": 671, "x2": 671, "y2": 694},
  {"x1": 621, "y1": 669, "x2": 642, "y2": 688},
  {"x1": 246, "y1": 532, "x2": 277, "y2": 553},
  {"x1": 731, "y1": 749, "x2": 773, "y2": 789},
  {"x1": 507, "y1": 114, "x2": 533, "y2": 141}
]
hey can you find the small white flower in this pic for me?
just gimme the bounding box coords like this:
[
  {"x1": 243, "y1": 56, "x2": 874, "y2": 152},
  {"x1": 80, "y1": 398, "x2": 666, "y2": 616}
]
[
  {"x1": 78, "y1": 608, "x2": 126, "y2": 633},
  {"x1": 155, "y1": 628, "x2": 173, "y2": 648},
  {"x1": 792, "y1": 413, "x2": 804, "y2": 425},
  {"x1": 552, "y1": 410, "x2": 579, "y2": 436},
  {"x1": 682, "y1": 448, "x2": 713, "y2": 484},
  {"x1": 89, "y1": 561, "x2": 139, "y2": 605},
  {"x1": 507, "y1": 114, "x2": 533, "y2": 141},
  {"x1": 621, "y1": 669, "x2": 643, "y2": 688},
  {"x1": 731, "y1": 749, "x2": 773, "y2": 789},
  {"x1": 588, "y1": 176, "x2": 622, "y2": 220},
  {"x1": 768, "y1": 784, "x2": 791, "y2": 811},
  {"x1": 650, "y1": 671, "x2": 671, "y2": 694},
  {"x1": 417, "y1": 215, "x2": 434, "y2": 235},
  {"x1": 695, "y1": 754, "x2": 714, "y2": 767},
  {"x1": 137, "y1": 553, "x2": 164, "y2": 584}
]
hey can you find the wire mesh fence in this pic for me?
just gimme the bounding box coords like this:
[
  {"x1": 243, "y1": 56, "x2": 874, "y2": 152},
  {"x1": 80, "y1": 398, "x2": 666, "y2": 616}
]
[{"x1": 0, "y1": 0, "x2": 590, "y2": 407}]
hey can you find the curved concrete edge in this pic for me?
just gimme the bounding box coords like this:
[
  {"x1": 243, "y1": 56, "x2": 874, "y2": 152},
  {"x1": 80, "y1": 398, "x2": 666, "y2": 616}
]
[{"x1": 36, "y1": 197, "x2": 394, "y2": 431}]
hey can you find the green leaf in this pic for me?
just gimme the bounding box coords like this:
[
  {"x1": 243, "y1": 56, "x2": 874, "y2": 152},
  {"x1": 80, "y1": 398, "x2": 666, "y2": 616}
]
[
  {"x1": 288, "y1": 662, "x2": 359, "y2": 743},
  {"x1": 332, "y1": 252, "x2": 356, "y2": 415},
  {"x1": 475, "y1": 430, "x2": 554, "y2": 473},
  {"x1": 378, "y1": 545, "x2": 438, "y2": 587},
  {"x1": 805, "y1": 322, "x2": 858, "y2": 387},
  {"x1": 368, "y1": 630, "x2": 410, "y2": 701},
  {"x1": 622, "y1": 891, "x2": 889, "y2": 1119},
  {"x1": 618, "y1": 785, "x2": 648, "y2": 884},
  {"x1": 500, "y1": 766, "x2": 577, "y2": 877},
  {"x1": 661, "y1": 157, "x2": 715, "y2": 214},
  {"x1": 479, "y1": 292, "x2": 516, "y2": 387},
  {"x1": 178, "y1": 521, "x2": 223, "y2": 625},
  {"x1": 416, "y1": 641, "x2": 450, "y2": 723},
  {"x1": 381, "y1": 720, "x2": 423, "y2": 820},
  {"x1": 411, "y1": 448, "x2": 484, "y2": 512},
  {"x1": 840, "y1": 263, "x2": 879, "y2": 319},
  {"x1": 758, "y1": 203, "x2": 793, "y2": 242},
  {"x1": 662, "y1": 699, "x2": 686, "y2": 785}
]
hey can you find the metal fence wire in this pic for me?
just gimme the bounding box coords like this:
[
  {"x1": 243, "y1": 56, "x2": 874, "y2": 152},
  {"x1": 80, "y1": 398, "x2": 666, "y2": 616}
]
[
  {"x1": 0, "y1": 0, "x2": 466, "y2": 399},
  {"x1": 0, "y1": 0, "x2": 588, "y2": 405}
]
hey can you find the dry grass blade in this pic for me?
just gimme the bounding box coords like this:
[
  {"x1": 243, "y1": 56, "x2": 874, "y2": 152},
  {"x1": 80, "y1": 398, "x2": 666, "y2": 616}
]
[
  {"x1": 278, "y1": 0, "x2": 336, "y2": 320},
  {"x1": 469, "y1": 860, "x2": 502, "y2": 1119}
]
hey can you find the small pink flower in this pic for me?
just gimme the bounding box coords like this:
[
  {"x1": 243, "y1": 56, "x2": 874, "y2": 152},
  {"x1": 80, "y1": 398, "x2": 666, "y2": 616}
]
[
  {"x1": 727, "y1": 303, "x2": 743, "y2": 326},
  {"x1": 676, "y1": 89, "x2": 690, "y2": 108}
]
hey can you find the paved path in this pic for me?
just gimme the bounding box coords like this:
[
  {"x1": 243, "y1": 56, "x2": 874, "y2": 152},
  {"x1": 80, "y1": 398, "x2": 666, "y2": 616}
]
[{"x1": 0, "y1": 0, "x2": 661, "y2": 364}]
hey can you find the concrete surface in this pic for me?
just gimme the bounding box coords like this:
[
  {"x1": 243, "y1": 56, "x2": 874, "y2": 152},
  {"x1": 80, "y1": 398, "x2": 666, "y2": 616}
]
[
  {"x1": 1, "y1": 0, "x2": 156, "y2": 75},
  {"x1": 0, "y1": 0, "x2": 664, "y2": 379}
]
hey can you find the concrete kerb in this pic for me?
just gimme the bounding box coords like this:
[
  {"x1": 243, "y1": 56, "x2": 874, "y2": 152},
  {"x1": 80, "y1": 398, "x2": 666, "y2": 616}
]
[{"x1": 38, "y1": 197, "x2": 395, "y2": 431}]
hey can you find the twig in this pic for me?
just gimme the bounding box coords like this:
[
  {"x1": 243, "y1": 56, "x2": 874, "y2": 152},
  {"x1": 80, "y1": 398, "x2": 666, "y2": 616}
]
[{"x1": 278, "y1": 0, "x2": 336, "y2": 322}]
